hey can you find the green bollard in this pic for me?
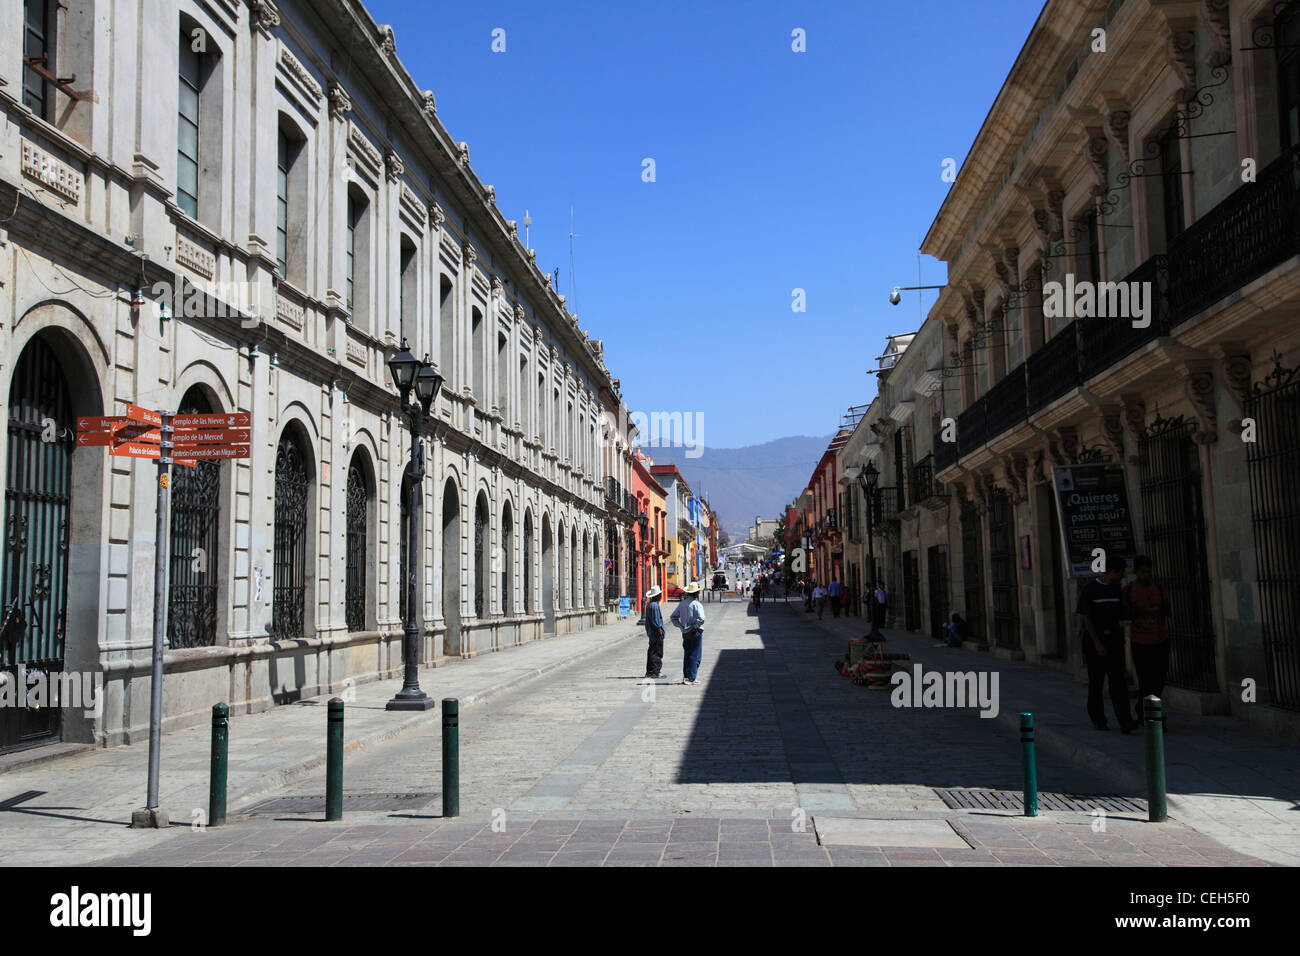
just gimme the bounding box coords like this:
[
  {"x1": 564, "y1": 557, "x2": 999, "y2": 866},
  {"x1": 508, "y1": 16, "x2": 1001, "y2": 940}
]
[
  {"x1": 326, "y1": 697, "x2": 344, "y2": 822},
  {"x1": 1020, "y1": 712, "x2": 1038, "y2": 817},
  {"x1": 1143, "y1": 696, "x2": 1167, "y2": 823},
  {"x1": 442, "y1": 698, "x2": 459, "y2": 818},
  {"x1": 209, "y1": 703, "x2": 229, "y2": 827}
]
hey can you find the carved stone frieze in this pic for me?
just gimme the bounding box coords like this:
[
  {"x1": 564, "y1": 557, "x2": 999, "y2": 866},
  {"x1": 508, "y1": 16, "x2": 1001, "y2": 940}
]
[
  {"x1": 1085, "y1": 126, "x2": 1108, "y2": 195},
  {"x1": 1163, "y1": 19, "x2": 1197, "y2": 102},
  {"x1": 1103, "y1": 103, "x2": 1131, "y2": 164},
  {"x1": 1099, "y1": 404, "x2": 1126, "y2": 461},
  {"x1": 328, "y1": 82, "x2": 352, "y2": 120},
  {"x1": 1202, "y1": 0, "x2": 1231, "y2": 68},
  {"x1": 1215, "y1": 344, "x2": 1251, "y2": 431},
  {"x1": 1183, "y1": 362, "x2": 1218, "y2": 444},
  {"x1": 1120, "y1": 393, "x2": 1146, "y2": 463}
]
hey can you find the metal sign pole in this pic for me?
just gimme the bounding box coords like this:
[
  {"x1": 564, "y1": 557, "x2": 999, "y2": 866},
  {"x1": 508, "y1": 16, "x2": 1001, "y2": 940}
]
[{"x1": 133, "y1": 410, "x2": 172, "y2": 828}]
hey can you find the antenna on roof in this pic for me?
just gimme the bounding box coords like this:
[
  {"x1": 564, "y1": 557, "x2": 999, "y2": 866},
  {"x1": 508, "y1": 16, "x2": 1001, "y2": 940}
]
[{"x1": 524, "y1": 209, "x2": 531, "y2": 248}]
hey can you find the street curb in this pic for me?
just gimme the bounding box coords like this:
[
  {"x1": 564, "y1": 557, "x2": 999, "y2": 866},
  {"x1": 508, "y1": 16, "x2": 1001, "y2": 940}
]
[{"x1": 224, "y1": 628, "x2": 645, "y2": 812}]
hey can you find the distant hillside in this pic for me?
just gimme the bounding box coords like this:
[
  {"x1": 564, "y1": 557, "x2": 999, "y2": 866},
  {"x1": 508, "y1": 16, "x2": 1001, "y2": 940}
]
[{"x1": 652, "y1": 434, "x2": 834, "y2": 541}]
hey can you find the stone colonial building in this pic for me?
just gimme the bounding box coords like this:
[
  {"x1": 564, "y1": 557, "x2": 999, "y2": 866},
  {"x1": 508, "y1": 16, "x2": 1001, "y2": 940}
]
[
  {"x1": 912, "y1": 0, "x2": 1300, "y2": 735},
  {"x1": 0, "y1": 0, "x2": 623, "y2": 752}
]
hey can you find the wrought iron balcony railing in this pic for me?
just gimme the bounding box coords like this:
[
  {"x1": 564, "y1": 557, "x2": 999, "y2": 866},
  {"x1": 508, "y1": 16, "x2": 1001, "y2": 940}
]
[
  {"x1": 1167, "y1": 141, "x2": 1300, "y2": 323},
  {"x1": 1079, "y1": 253, "x2": 1171, "y2": 381},
  {"x1": 984, "y1": 362, "x2": 1028, "y2": 440},
  {"x1": 910, "y1": 455, "x2": 942, "y2": 503},
  {"x1": 1026, "y1": 320, "x2": 1081, "y2": 414},
  {"x1": 957, "y1": 396, "x2": 987, "y2": 458},
  {"x1": 872, "y1": 486, "x2": 901, "y2": 523}
]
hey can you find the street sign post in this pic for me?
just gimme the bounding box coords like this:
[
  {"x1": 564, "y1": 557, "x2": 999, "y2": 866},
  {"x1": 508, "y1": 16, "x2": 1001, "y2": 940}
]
[{"x1": 74, "y1": 404, "x2": 254, "y2": 827}]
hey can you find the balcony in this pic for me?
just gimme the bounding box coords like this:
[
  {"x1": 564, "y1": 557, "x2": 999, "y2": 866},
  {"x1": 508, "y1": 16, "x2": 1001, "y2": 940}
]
[
  {"x1": 1167, "y1": 141, "x2": 1300, "y2": 322},
  {"x1": 1026, "y1": 320, "x2": 1080, "y2": 414},
  {"x1": 910, "y1": 454, "x2": 942, "y2": 503},
  {"x1": 934, "y1": 429, "x2": 957, "y2": 473},
  {"x1": 957, "y1": 397, "x2": 987, "y2": 458},
  {"x1": 872, "y1": 486, "x2": 901, "y2": 524},
  {"x1": 1079, "y1": 254, "x2": 1170, "y2": 381},
  {"x1": 984, "y1": 362, "x2": 1027, "y2": 440}
]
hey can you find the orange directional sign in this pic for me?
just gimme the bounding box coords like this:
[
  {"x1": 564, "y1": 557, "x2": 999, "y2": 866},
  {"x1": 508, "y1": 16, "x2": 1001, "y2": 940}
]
[
  {"x1": 77, "y1": 415, "x2": 134, "y2": 432},
  {"x1": 173, "y1": 412, "x2": 251, "y2": 428},
  {"x1": 110, "y1": 441, "x2": 163, "y2": 459},
  {"x1": 171, "y1": 445, "x2": 250, "y2": 460},
  {"x1": 125, "y1": 404, "x2": 163, "y2": 427},
  {"x1": 171, "y1": 428, "x2": 250, "y2": 444}
]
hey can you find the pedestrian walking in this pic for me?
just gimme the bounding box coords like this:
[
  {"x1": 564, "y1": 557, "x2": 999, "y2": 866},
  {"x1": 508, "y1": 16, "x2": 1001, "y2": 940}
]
[
  {"x1": 753, "y1": 575, "x2": 763, "y2": 609},
  {"x1": 670, "y1": 581, "x2": 706, "y2": 685},
  {"x1": 803, "y1": 578, "x2": 813, "y2": 613},
  {"x1": 813, "y1": 582, "x2": 828, "y2": 619},
  {"x1": 828, "y1": 578, "x2": 843, "y2": 617},
  {"x1": 1124, "y1": 555, "x2": 1171, "y2": 724},
  {"x1": 871, "y1": 582, "x2": 888, "y2": 635},
  {"x1": 643, "y1": 586, "x2": 665, "y2": 679},
  {"x1": 1078, "y1": 556, "x2": 1137, "y2": 733}
]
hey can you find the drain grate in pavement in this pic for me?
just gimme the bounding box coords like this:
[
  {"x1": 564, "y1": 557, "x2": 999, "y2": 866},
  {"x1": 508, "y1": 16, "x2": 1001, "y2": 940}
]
[
  {"x1": 241, "y1": 793, "x2": 437, "y2": 814},
  {"x1": 934, "y1": 789, "x2": 1146, "y2": 814}
]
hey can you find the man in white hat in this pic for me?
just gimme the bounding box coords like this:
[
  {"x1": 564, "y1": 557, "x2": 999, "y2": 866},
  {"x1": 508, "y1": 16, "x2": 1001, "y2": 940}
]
[
  {"x1": 670, "y1": 581, "x2": 707, "y2": 685},
  {"x1": 643, "y1": 586, "x2": 665, "y2": 679}
]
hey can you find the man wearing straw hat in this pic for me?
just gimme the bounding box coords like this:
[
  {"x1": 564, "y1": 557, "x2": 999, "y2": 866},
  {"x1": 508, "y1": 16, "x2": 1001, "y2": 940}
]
[
  {"x1": 643, "y1": 585, "x2": 665, "y2": 680},
  {"x1": 670, "y1": 581, "x2": 707, "y2": 685}
]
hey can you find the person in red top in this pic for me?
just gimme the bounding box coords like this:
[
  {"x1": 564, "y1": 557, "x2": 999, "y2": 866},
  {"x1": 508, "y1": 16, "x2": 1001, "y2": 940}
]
[{"x1": 1124, "y1": 554, "x2": 1171, "y2": 723}]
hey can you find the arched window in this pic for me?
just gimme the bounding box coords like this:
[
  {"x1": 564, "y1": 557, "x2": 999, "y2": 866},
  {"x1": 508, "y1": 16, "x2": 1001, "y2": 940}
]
[
  {"x1": 270, "y1": 430, "x2": 311, "y2": 638},
  {"x1": 168, "y1": 387, "x2": 221, "y2": 648},
  {"x1": 345, "y1": 457, "x2": 370, "y2": 632}
]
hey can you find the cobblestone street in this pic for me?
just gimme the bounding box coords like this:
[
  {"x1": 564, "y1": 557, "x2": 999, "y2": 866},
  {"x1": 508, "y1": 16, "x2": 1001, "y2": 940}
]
[{"x1": 85, "y1": 597, "x2": 1272, "y2": 867}]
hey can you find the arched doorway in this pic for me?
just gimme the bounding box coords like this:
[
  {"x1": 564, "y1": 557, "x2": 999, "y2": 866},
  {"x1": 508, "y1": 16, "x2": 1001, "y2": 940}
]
[
  {"x1": 442, "y1": 479, "x2": 461, "y2": 656},
  {"x1": 541, "y1": 514, "x2": 554, "y2": 634},
  {"x1": 169, "y1": 386, "x2": 221, "y2": 648},
  {"x1": 270, "y1": 428, "x2": 312, "y2": 639},
  {"x1": 2, "y1": 335, "x2": 74, "y2": 750}
]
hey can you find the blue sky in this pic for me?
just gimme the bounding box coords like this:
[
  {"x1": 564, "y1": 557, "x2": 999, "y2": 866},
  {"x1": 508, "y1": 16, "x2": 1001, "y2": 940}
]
[{"x1": 366, "y1": 0, "x2": 1045, "y2": 448}]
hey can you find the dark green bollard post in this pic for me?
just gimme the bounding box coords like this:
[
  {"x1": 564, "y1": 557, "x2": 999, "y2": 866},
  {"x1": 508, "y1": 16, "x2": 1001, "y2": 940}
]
[
  {"x1": 209, "y1": 703, "x2": 228, "y2": 827},
  {"x1": 1020, "y1": 712, "x2": 1038, "y2": 817},
  {"x1": 442, "y1": 698, "x2": 459, "y2": 818},
  {"x1": 1143, "y1": 696, "x2": 1167, "y2": 822},
  {"x1": 326, "y1": 697, "x2": 344, "y2": 822}
]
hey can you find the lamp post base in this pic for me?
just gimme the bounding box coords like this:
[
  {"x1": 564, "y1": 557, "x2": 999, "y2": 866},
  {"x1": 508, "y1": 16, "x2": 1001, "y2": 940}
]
[{"x1": 386, "y1": 693, "x2": 438, "y2": 712}]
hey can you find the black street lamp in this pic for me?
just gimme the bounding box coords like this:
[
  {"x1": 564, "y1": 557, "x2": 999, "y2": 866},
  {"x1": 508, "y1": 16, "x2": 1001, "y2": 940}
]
[
  {"x1": 386, "y1": 339, "x2": 443, "y2": 711},
  {"x1": 857, "y1": 461, "x2": 879, "y2": 623}
]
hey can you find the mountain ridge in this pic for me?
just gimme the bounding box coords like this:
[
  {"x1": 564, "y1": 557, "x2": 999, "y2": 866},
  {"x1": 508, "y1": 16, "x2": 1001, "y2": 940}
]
[{"x1": 650, "y1": 434, "x2": 834, "y2": 541}]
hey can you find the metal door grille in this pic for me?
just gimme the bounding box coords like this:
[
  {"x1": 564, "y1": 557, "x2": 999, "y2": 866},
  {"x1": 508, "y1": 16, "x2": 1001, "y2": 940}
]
[
  {"x1": 903, "y1": 550, "x2": 921, "y2": 632},
  {"x1": 989, "y1": 488, "x2": 1020, "y2": 650},
  {"x1": 398, "y1": 472, "x2": 411, "y2": 624},
  {"x1": 2, "y1": 336, "x2": 71, "y2": 750},
  {"x1": 960, "y1": 500, "x2": 985, "y2": 645},
  {"x1": 1246, "y1": 356, "x2": 1300, "y2": 709},
  {"x1": 474, "y1": 498, "x2": 487, "y2": 618},
  {"x1": 168, "y1": 390, "x2": 219, "y2": 648},
  {"x1": 345, "y1": 464, "x2": 366, "y2": 632},
  {"x1": 927, "y1": 545, "x2": 948, "y2": 640},
  {"x1": 523, "y1": 516, "x2": 533, "y2": 613},
  {"x1": 501, "y1": 509, "x2": 513, "y2": 616},
  {"x1": 1138, "y1": 416, "x2": 1218, "y2": 692},
  {"x1": 270, "y1": 436, "x2": 309, "y2": 639}
]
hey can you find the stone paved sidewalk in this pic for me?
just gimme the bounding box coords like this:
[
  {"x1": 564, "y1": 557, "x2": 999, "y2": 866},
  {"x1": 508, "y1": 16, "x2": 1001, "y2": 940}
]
[
  {"x1": 0, "y1": 618, "x2": 642, "y2": 866},
  {"x1": 97, "y1": 809, "x2": 1265, "y2": 867},
  {"x1": 803, "y1": 602, "x2": 1300, "y2": 866}
]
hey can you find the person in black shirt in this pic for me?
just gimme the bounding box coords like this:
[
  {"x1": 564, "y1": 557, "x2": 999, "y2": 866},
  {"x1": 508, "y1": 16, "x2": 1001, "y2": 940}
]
[{"x1": 1078, "y1": 556, "x2": 1136, "y2": 733}]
